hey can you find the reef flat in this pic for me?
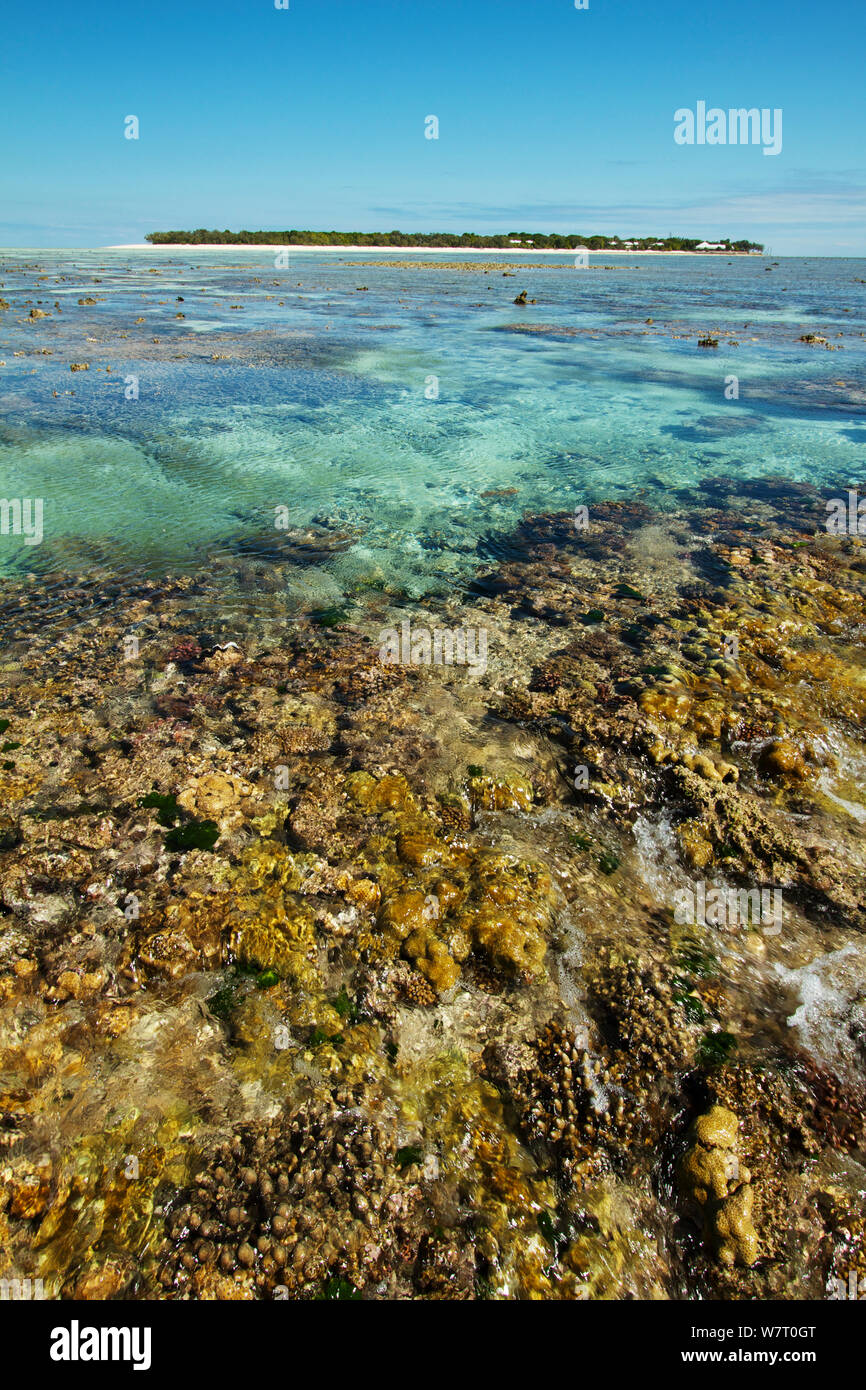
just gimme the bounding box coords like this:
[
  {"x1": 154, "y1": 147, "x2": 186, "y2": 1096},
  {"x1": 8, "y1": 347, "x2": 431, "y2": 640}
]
[{"x1": 1, "y1": 485, "x2": 864, "y2": 1300}]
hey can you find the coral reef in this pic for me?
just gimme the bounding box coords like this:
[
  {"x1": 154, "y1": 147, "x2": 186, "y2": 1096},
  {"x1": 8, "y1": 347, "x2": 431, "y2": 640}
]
[
  {"x1": 156, "y1": 1082, "x2": 420, "y2": 1299},
  {"x1": 1, "y1": 488, "x2": 865, "y2": 1300}
]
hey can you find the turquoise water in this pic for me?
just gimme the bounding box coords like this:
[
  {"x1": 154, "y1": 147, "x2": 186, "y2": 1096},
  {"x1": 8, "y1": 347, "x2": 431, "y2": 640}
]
[{"x1": 1, "y1": 248, "x2": 865, "y2": 596}]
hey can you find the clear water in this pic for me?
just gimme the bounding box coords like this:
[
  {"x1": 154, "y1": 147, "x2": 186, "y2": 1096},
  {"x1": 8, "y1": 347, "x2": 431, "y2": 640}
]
[
  {"x1": 1, "y1": 248, "x2": 865, "y2": 595},
  {"x1": 3, "y1": 250, "x2": 866, "y2": 1303}
]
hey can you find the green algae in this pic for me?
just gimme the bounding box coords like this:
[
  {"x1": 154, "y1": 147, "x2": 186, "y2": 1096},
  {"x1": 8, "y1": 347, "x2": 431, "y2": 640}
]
[
  {"x1": 598, "y1": 850, "x2": 620, "y2": 875},
  {"x1": 537, "y1": 1209, "x2": 570, "y2": 1257},
  {"x1": 332, "y1": 986, "x2": 360, "y2": 1022},
  {"x1": 317, "y1": 1277, "x2": 362, "y2": 1300},
  {"x1": 139, "y1": 791, "x2": 220, "y2": 851},
  {"x1": 164, "y1": 819, "x2": 219, "y2": 852},
  {"x1": 311, "y1": 604, "x2": 350, "y2": 628},
  {"x1": 698, "y1": 1031, "x2": 738, "y2": 1068},
  {"x1": 395, "y1": 1145, "x2": 424, "y2": 1170},
  {"x1": 675, "y1": 990, "x2": 707, "y2": 1025},
  {"x1": 675, "y1": 938, "x2": 719, "y2": 979},
  {"x1": 671, "y1": 968, "x2": 708, "y2": 1023},
  {"x1": 139, "y1": 791, "x2": 182, "y2": 827},
  {"x1": 206, "y1": 983, "x2": 239, "y2": 1022}
]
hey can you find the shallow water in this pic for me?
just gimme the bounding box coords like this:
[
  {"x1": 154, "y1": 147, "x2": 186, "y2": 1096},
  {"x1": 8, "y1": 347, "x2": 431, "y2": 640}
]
[
  {"x1": 2, "y1": 249, "x2": 864, "y2": 605},
  {"x1": 1, "y1": 252, "x2": 865, "y2": 1303}
]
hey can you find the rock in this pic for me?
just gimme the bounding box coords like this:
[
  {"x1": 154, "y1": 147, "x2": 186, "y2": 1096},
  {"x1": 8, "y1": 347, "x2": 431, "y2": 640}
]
[
  {"x1": 677, "y1": 821, "x2": 714, "y2": 869},
  {"x1": 138, "y1": 930, "x2": 201, "y2": 979},
  {"x1": 7, "y1": 1159, "x2": 53, "y2": 1219},
  {"x1": 0, "y1": 815, "x2": 20, "y2": 850},
  {"x1": 467, "y1": 773, "x2": 534, "y2": 812},
  {"x1": 396, "y1": 830, "x2": 446, "y2": 867},
  {"x1": 24, "y1": 893, "x2": 78, "y2": 933},
  {"x1": 379, "y1": 891, "x2": 429, "y2": 941},
  {"x1": 70, "y1": 1254, "x2": 136, "y2": 1299},
  {"x1": 115, "y1": 838, "x2": 161, "y2": 881},
  {"x1": 403, "y1": 927, "x2": 461, "y2": 992},
  {"x1": 759, "y1": 739, "x2": 807, "y2": 780},
  {"x1": 55, "y1": 970, "x2": 83, "y2": 999},
  {"x1": 177, "y1": 772, "x2": 254, "y2": 823},
  {"x1": 202, "y1": 643, "x2": 243, "y2": 671}
]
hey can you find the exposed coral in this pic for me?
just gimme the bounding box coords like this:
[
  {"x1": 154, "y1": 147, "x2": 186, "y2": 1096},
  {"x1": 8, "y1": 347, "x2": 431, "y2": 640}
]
[
  {"x1": 489, "y1": 1021, "x2": 636, "y2": 1185},
  {"x1": 588, "y1": 951, "x2": 699, "y2": 1090},
  {"x1": 1, "y1": 490, "x2": 864, "y2": 1302},
  {"x1": 157, "y1": 1082, "x2": 421, "y2": 1298},
  {"x1": 678, "y1": 1104, "x2": 759, "y2": 1267}
]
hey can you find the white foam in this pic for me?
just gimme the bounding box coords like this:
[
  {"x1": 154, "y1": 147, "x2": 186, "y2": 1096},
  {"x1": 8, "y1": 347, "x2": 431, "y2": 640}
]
[{"x1": 777, "y1": 944, "x2": 866, "y2": 1084}]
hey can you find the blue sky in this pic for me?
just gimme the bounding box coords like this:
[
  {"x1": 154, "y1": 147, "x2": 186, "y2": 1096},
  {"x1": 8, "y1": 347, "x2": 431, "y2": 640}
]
[{"x1": 1, "y1": 0, "x2": 864, "y2": 252}]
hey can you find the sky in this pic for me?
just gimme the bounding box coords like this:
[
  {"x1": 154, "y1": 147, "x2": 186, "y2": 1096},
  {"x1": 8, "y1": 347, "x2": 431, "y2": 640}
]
[{"x1": 1, "y1": 0, "x2": 864, "y2": 253}]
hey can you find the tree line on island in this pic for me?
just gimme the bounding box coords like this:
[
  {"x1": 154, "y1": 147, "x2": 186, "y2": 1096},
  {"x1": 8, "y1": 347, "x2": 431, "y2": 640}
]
[{"x1": 145, "y1": 229, "x2": 763, "y2": 252}]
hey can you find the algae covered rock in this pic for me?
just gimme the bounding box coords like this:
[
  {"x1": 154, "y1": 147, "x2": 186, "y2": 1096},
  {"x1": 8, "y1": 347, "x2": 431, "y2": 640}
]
[
  {"x1": 714, "y1": 1183, "x2": 759, "y2": 1268},
  {"x1": 467, "y1": 772, "x2": 534, "y2": 813},
  {"x1": 358, "y1": 773, "x2": 557, "y2": 995},
  {"x1": 759, "y1": 739, "x2": 809, "y2": 781},
  {"x1": 177, "y1": 772, "x2": 255, "y2": 823},
  {"x1": 228, "y1": 894, "x2": 319, "y2": 991}
]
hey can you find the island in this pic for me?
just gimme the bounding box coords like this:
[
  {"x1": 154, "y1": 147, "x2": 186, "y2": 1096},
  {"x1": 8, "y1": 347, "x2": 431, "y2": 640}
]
[{"x1": 144, "y1": 228, "x2": 764, "y2": 252}]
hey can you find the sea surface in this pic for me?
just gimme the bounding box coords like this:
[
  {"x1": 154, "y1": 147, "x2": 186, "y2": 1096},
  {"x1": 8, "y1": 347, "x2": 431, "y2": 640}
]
[{"x1": 1, "y1": 249, "x2": 864, "y2": 604}]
